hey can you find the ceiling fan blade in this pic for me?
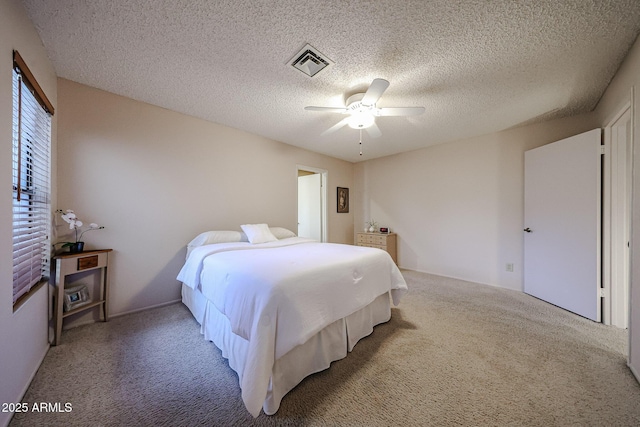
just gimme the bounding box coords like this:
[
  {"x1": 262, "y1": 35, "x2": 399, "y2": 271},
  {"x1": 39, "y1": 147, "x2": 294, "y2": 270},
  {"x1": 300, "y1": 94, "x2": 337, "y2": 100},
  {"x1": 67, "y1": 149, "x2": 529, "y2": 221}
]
[
  {"x1": 321, "y1": 118, "x2": 350, "y2": 135},
  {"x1": 305, "y1": 106, "x2": 348, "y2": 113},
  {"x1": 365, "y1": 122, "x2": 382, "y2": 138},
  {"x1": 376, "y1": 107, "x2": 426, "y2": 117},
  {"x1": 361, "y1": 78, "x2": 390, "y2": 106}
]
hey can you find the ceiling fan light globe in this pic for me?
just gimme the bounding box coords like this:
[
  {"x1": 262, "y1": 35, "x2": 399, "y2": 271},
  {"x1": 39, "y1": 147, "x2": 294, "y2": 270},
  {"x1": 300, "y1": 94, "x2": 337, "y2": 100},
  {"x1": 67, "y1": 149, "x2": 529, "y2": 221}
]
[{"x1": 347, "y1": 112, "x2": 375, "y2": 129}]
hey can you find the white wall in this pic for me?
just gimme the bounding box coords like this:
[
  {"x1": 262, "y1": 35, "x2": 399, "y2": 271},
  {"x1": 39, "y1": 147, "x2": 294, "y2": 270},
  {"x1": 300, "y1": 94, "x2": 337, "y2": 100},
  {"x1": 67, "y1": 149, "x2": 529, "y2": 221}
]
[
  {"x1": 0, "y1": 1, "x2": 58, "y2": 426},
  {"x1": 355, "y1": 32, "x2": 640, "y2": 383},
  {"x1": 354, "y1": 113, "x2": 596, "y2": 291},
  {"x1": 56, "y1": 78, "x2": 354, "y2": 318},
  {"x1": 594, "y1": 34, "x2": 640, "y2": 381}
]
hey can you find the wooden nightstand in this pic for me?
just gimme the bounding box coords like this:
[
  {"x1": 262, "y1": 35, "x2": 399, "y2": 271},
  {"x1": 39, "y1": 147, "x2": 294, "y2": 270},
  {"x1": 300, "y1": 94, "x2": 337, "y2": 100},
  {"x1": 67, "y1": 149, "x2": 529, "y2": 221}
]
[
  {"x1": 356, "y1": 232, "x2": 397, "y2": 263},
  {"x1": 51, "y1": 249, "x2": 112, "y2": 346}
]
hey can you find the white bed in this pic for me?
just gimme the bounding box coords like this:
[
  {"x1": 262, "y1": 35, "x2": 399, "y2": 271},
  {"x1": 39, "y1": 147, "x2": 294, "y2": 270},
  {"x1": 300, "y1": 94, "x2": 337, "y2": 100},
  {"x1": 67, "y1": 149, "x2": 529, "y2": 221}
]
[{"x1": 177, "y1": 225, "x2": 408, "y2": 417}]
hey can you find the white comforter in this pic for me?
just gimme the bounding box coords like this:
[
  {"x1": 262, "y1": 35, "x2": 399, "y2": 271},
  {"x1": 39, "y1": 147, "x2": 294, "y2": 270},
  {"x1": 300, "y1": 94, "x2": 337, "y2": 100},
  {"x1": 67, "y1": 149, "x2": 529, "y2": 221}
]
[{"x1": 177, "y1": 237, "x2": 408, "y2": 417}]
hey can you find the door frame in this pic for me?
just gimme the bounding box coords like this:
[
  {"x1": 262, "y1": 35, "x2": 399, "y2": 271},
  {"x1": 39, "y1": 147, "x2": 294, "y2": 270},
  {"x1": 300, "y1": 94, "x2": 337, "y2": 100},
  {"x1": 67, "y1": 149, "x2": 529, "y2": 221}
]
[
  {"x1": 603, "y1": 93, "x2": 634, "y2": 328},
  {"x1": 296, "y1": 165, "x2": 328, "y2": 243}
]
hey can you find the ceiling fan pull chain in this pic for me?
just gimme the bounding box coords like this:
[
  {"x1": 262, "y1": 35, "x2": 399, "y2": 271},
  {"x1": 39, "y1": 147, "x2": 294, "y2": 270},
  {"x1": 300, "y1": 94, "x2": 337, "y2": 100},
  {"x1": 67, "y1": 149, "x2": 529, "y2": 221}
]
[{"x1": 359, "y1": 129, "x2": 363, "y2": 156}]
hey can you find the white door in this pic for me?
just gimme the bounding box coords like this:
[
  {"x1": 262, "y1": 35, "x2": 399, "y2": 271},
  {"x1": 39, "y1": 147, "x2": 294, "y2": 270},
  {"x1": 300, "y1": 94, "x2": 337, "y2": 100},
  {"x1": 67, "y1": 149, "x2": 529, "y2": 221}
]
[
  {"x1": 524, "y1": 129, "x2": 602, "y2": 321},
  {"x1": 297, "y1": 173, "x2": 322, "y2": 241}
]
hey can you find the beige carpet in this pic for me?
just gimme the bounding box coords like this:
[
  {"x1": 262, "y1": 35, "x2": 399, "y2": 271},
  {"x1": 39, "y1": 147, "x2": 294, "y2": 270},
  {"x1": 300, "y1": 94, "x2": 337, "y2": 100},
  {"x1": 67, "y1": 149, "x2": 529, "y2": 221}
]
[{"x1": 10, "y1": 270, "x2": 640, "y2": 426}]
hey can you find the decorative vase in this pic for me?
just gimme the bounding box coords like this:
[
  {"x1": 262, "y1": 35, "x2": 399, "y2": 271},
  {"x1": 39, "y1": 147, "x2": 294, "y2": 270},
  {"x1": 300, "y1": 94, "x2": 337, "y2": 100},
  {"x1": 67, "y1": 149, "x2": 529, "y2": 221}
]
[
  {"x1": 369, "y1": 226, "x2": 375, "y2": 232},
  {"x1": 69, "y1": 242, "x2": 84, "y2": 253}
]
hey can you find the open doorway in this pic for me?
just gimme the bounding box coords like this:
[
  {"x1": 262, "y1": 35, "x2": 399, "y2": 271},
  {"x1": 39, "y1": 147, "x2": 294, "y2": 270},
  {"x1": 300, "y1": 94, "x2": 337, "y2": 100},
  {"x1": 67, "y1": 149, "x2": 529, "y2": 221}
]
[{"x1": 297, "y1": 165, "x2": 327, "y2": 242}]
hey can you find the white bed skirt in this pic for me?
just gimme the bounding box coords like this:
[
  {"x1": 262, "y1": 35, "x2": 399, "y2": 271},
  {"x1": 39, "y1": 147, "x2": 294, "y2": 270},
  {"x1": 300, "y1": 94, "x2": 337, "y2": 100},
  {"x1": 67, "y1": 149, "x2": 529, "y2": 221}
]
[{"x1": 181, "y1": 283, "x2": 391, "y2": 415}]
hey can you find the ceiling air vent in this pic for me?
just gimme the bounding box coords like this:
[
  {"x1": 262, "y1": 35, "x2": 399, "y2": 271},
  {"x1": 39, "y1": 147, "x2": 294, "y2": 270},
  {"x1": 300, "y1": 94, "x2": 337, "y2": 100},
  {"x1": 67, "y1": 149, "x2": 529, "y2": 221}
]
[{"x1": 289, "y1": 44, "x2": 334, "y2": 77}]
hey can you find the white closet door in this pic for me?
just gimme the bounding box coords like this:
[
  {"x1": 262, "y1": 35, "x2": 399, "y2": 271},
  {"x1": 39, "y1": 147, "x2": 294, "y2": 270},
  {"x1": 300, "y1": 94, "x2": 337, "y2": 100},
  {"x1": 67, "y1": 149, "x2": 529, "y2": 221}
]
[{"x1": 524, "y1": 129, "x2": 601, "y2": 321}]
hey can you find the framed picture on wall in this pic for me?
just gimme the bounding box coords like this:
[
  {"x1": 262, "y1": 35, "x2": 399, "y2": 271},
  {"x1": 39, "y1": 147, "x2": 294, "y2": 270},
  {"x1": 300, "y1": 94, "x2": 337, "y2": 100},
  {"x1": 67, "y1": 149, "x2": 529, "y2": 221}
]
[{"x1": 337, "y1": 187, "x2": 349, "y2": 213}]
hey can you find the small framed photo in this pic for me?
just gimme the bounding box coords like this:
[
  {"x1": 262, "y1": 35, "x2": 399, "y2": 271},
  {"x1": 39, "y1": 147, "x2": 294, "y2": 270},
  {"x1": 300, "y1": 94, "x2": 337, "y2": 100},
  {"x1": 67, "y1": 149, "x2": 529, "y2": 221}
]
[
  {"x1": 337, "y1": 187, "x2": 349, "y2": 213},
  {"x1": 64, "y1": 285, "x2": 90, "y2": 312}
]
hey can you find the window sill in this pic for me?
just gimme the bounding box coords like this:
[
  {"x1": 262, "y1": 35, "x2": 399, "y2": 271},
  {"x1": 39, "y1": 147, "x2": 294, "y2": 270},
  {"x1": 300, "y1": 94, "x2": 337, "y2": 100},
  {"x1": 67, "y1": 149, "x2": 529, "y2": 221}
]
[{"x1": 13, "y1": 279, "x2": 47, "y2": 313}]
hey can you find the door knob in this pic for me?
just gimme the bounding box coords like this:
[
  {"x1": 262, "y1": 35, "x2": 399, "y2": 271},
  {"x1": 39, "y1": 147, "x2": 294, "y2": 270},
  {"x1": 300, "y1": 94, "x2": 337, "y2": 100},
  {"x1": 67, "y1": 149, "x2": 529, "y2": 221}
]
[{"x1": 524, "y1": 227, "x2": 532, "y2": 233}]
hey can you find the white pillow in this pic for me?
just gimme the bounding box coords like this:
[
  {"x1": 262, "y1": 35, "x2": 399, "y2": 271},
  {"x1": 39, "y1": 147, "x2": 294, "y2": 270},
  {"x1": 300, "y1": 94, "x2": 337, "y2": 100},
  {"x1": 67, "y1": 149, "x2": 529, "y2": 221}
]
[
  {"x1": 269, "y1": 227, "x2": 297, "y2": 239},
  {"x1": 187, "y1": 230, "x2": 247, "y2": 248},
  {"x1": 241, "y1": 223, "x2": 278, "y2": 244}
]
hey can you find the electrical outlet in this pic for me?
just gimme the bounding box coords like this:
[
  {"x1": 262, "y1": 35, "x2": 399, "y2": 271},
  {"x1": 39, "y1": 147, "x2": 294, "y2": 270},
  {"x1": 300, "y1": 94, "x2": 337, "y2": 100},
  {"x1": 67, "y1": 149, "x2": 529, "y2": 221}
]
[{"x1": 506, "y1": 263, "x2": 514, "y2": 272}]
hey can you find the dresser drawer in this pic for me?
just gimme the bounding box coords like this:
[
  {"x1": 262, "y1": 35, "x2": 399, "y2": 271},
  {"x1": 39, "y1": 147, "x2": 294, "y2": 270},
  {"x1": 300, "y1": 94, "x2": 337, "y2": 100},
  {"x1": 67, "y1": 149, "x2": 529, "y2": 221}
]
[
  {"x1": 356, "y1": 233, "x2": 387, "y2": 246},
  {"x1": 358, "y1": 243, "x2": 386, "y2": 249},
  {"x1": 355, "y1": 232, "x2": 397, "y2": 264}
]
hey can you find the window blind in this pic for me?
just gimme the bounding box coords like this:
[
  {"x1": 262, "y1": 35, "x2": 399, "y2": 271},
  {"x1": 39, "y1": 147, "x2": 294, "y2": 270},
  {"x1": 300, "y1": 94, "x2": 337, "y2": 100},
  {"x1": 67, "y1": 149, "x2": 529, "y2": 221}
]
[{"x1": 12, "y1": 57, "x2": 52, "y2": 305}]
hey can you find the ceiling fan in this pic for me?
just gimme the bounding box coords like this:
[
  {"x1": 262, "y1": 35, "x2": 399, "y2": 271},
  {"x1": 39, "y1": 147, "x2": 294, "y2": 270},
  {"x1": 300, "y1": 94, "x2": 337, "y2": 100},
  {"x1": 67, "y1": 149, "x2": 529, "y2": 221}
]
[{"x1": 305, "y1": 78, "x2": 425, "y2": 138}]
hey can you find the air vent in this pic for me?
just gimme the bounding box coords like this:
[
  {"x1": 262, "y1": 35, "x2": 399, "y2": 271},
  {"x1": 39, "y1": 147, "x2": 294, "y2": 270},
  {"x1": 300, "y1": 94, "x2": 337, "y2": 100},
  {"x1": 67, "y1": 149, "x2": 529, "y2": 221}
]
[{"x1": 289, "y1": 44, "x2": 334, "y2": 77}]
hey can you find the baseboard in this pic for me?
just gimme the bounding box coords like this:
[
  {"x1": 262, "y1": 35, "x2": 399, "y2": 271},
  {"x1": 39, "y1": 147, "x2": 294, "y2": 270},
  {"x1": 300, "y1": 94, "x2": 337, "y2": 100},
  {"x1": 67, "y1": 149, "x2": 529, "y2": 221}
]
[
  {"x1": 110, "y1": 299, "x2": 182, "y2": 318},
  {"x1": 629, "y1": 361, "x2": 640, "y2": 385},
  {"x1": 398, "y1": 267, "x2": 523, "y2": 293}
]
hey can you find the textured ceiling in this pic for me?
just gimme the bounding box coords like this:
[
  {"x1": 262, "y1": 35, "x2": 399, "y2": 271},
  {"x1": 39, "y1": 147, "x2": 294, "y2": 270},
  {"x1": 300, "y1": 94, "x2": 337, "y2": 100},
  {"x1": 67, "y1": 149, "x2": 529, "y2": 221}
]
[{"x1": 20, "y1": 0, "x2": 640, "y2": 162}]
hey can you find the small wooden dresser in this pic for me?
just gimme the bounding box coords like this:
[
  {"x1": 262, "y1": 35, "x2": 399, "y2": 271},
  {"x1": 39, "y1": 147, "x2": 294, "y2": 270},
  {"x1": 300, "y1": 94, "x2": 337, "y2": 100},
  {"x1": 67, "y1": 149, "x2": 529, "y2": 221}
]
[{"x1": 355, "y1": 232, "x2": 397, "y2": 264}]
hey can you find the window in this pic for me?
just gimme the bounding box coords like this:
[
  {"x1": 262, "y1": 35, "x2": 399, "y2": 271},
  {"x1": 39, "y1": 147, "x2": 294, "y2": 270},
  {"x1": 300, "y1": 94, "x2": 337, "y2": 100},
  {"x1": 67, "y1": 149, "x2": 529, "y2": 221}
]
[{"x1": 12, "y1": 51, "x2": 54, "y2": 306}]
